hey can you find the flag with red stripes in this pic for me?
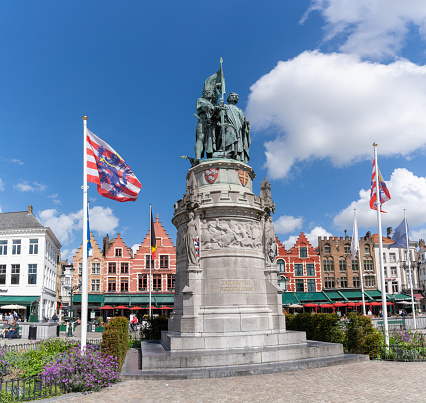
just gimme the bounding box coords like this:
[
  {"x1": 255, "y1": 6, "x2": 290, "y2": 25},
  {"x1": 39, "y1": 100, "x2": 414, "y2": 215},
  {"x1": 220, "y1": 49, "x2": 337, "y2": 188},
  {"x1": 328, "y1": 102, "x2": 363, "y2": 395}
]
[
  {"x1": 86, "y1": 129, "x2": 141, "y2": 202},
  {"x1": 370, "y1": 159, "x2": 391, "y2": 212}
]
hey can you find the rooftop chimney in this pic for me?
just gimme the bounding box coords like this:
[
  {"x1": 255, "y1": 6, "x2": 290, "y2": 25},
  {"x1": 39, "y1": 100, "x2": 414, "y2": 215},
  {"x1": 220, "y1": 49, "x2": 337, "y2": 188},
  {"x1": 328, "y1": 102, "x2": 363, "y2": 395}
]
[
  {"x1": 28, "y1": 205, "x2": 33, "y2": 215},
  {"x1": 387, "y1": 227, "x2": 393, "y2": 237}
]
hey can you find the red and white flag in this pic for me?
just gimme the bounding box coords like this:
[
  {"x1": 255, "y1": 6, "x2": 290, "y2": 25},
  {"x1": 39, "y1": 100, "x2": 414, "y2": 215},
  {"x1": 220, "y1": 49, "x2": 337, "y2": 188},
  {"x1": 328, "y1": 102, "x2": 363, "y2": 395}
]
[
  {"x1": 370, "y1": 159, "x2": 391, "y2": 212},
  {"x1": 86, "y1": 129, "x2": 141, "y2": 202}
]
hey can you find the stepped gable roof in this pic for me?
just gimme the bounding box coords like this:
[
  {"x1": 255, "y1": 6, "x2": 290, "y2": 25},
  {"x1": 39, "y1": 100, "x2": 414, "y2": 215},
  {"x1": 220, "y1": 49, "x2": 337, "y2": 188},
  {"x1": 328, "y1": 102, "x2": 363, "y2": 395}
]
[
  {"x1": 287, "y1": 232, "x2": 316, "y2": 254},
  {"x1": 0, "y1": 210, "x2": 44, "y2": 230}
]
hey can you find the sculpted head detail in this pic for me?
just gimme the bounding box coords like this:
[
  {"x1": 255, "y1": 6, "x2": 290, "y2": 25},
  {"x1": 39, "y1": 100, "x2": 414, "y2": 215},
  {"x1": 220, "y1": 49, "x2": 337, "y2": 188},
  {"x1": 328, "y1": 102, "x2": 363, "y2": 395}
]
[{"x1": 227, "y1": 92, "x2": 239, "y2": 105}]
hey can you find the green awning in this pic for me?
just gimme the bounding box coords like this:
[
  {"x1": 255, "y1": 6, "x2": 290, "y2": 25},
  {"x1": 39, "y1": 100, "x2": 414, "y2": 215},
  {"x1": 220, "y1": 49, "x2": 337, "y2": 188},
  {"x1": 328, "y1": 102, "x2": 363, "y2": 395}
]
[
  {"x1": 322, "y1": 291, "x2": 343, "y2": 301},
  {"x1": 0, "y1": 296, "x2": 39, "y2": 306},
  {"x1": 282, "y1": 292, "x2": 300, "y2": 305},
  {"x1": 364, "y1": 290, "x2": 383, "y2": 299},
  {"x1": 103, "y1": 295, "x2": 131, "y2": 305},
  {"x1": 295, "y1": 292, "x2": 328, "y2": 302},
  {"x1": 340, "y1": 291, "x2": 364, "y2": 300},
  {"x1": 154, "y1": 295, "x2": 175, "y2": 304},
  {"x1": 73, "y1": 294, "x2": 103, "y2": 303},
  {"x1": 388, "y1": 293, "x2": 412, "y2": 301}
]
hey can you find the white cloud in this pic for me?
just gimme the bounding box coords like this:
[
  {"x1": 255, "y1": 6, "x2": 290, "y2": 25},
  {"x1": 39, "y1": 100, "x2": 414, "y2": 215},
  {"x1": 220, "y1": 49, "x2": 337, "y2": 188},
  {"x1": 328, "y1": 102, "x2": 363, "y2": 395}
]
[
  {"x1": 38, "y1": 206, "x2": 119, "y2": 246},
  {"x1": 11, "y1": 159, "x2": 24, "y2": 165},
  {"x1": 48, "y1": 194, "x2": 61, "y2": 205},
  {"x1": 305, "y1": 0, "x2": 426, "y2": 59},
  {"x1": 273, "y1": 215, "x2": 303, "y2": 234},
  {"x1": 0, "y1": 178, "x2": 4, "y2": 191},
  {"x1": 246, "y1": 51, "x2": 426, "y2": 180},
  {"x1": 131, "y1": 244, "x2": 140, "y2": 255},
  {"x1": 280, "y1": 226, "x2": 333, "y2": 249},
  {"x1": 334, "y1": 168, "x2": 426, "y2": 235},
  {"x1": 61, "y1": 248, "x2": 78, "y2": 262},
  {"x1": 15, "y1": 181, "x2": 47, "y2": 192}
]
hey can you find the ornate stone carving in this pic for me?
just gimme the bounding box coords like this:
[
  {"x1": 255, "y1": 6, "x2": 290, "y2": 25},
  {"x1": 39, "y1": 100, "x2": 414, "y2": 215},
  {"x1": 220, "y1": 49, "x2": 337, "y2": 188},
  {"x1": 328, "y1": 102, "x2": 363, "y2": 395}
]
[
  {"x1": 264, "y1": 215, "x2": 277, "y2": 264},
  {"x1": 260, "y1": 178, "x2": 275, "y2": 214},
  {"x1": 200, "y1": 219, "x2": 262, "y2": 250}
]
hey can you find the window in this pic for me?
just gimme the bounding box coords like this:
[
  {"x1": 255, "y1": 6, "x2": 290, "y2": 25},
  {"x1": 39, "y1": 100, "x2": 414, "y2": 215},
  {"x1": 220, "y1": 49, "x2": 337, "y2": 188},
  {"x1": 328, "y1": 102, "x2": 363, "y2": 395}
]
[
  {"x1": 299, "y1": 247, "x2": 307, "y2": 258},
  {"x1": 167, "y1": 274, "x2": 175, "y2": 290},
  {"x1": 160, "y1": 255, "x2": 169, "y2": 269},
  {"x1": 91, "y1": 279, "x2": 100, "y2": 291},
  {"x1": 389, "y1": 253, "x2": 396, "y2": 263},
  {"x1": 278, "y1": 275, "x2": 287, "y2": 291},
  {"x1": 307, "y1": 279, "x2": 316, "y2": 292},
  {"x1": 78, "y1": 262, "x2": 82, "y2": 275},
  {"x1": 29, "y1": 239, "x2": 38, "y2": 254},
  {"x1": 108, "y1": 278, "x2": 116, "y2": 291},
  {"x1": 12, "y1": 240, "x2": 21, "y2": 255},
  {"x1": 324, "y1": 244, "x2": 331, "y2": 254},
  {"x1": 120, "y1": 278, "x2": 129, "y2": 292},
  {"x1": 115, "y1": 248, "x2": 122, "y2": 257},
  {"x1": 340, "y1": 277, "x2": 348, "y2": 288},
  {"x1": 91, "y1": 262, "x2": 101, "y2": 275},
  {"x1": 382, "y1": 253, "x2": 386, "y2": 263},
  {"x1": 295, "y1": 279, "x2": 304, "y2": 292},
  {"x1": 276, "y1": 259, "x2": 285, "y2": 272},
  {"x1": 0, "y1": 240, "x2": 7, "y2": 255},
  {"x1": 306, "y1": 263, "x2": 315, "y2": 276},
  {"x1": 121, "y1": 263, "x2": 129, "y2": 274},
  {"x1": 153, "y1": 275, "x2": 161, "y2": 291},
  {"x1": 353, "y1": 276, "x2": 360, "y2": 287},
  {"x1": 364, "y1": 258, "x2": 373, "y2": 271},
  {"x1": 364, "y1": 276, "x2": 375, "y2": 287},
  {"x1": 323, "y1": 259, "x2": 334, "y2": 272},
  {"x1": 138, "y1": 274, "x2": 147, "y2": 291},
  {"x1": 339, "y1": 259, "x2": 347, "y2": 271},
  {"x1": 365, "y1": 245, "x2": 370, "y2": 254},
  {"x1": 145, "y1": 255, "x2": 154, "y2": 269},
  {"x1": 344, "y1": 245, "x2": 351, "y2": 254},
  {"x1": 391, "y1": 267, "x2": 397, "y2": 276},
  {"x1": 294, "y1": 264, "x2": 303, "y2": 276},
  {"x1": 28, "y1": 264, "x2": 37, "y2": 284},
  {"x1": 0, "y1": 265, "x2": 5, "y2": 284},
  {"x1": 108, "y1": 262, "x2": 116, "y2": 274},
  {"x1": 352, "y1": 259, "x2": 359, "y2": 271},
  {"x1": 392, "y1": 280, "x2": 398, "y2": 293},
  {"x1": 11, "y1": 264, "x2": 20, "y2": 284},
  {"x1": 324, "y1": 277, "x2": 335, "y2": 288}
]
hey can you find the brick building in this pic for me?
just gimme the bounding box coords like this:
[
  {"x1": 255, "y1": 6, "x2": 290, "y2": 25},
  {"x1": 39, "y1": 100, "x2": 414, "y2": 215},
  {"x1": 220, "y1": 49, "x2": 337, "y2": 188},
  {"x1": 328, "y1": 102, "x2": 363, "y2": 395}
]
[
  {"x1": 71, "y1": 215, "x2": 176, "y2": 319},
  {"x1": 276, "y1": 233, "x2": 322, "y2": 293},
  {"x1": 318, "y1": 232, "x2": 377, "y2": 291}
]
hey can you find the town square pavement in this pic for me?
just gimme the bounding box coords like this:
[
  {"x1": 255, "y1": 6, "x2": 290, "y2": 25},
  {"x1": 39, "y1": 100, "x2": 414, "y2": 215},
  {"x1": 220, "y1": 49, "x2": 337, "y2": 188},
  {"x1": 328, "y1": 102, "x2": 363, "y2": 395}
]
[{"x1": 46, "y1": 360, "x2": 424, "y2": 403}]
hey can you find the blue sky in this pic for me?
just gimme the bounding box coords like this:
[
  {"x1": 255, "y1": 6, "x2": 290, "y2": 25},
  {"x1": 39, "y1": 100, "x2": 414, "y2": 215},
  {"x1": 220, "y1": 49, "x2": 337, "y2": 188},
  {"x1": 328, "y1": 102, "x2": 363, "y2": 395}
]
[{"x1": 2, "y1": 0, "x2": 426, "y2": 260}]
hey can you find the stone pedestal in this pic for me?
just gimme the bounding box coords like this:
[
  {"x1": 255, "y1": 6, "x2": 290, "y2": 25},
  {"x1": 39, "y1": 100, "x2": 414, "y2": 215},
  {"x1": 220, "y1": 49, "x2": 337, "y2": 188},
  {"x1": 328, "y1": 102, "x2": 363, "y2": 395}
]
[{"x1": 163, "y1": 159, "x2": 284, "y2": 351}]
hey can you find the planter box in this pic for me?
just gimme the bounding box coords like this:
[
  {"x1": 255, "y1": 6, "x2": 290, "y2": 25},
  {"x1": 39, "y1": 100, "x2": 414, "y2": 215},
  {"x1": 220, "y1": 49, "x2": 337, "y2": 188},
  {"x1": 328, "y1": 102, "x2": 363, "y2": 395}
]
[
  {"x1": 95, "y1": 327, "x2": 104, "y2": 332},
  {"x1": 59, "y1": 325, "x2": 66, "y2": 331}
]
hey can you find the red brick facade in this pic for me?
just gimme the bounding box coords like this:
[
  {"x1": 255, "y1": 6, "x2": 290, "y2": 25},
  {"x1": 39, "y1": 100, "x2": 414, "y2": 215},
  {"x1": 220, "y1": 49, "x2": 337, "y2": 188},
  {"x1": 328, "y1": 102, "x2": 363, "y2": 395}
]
[{"x1": 276, "y1": 233, "x2": 322, "y2": 293}]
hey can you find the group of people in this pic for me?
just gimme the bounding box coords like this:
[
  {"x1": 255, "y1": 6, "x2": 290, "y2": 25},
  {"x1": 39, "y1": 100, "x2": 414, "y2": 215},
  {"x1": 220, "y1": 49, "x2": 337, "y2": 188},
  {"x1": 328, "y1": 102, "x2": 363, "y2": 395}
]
[{"x1": 1, "y1": 311, "x2": 20, "y2": 339}]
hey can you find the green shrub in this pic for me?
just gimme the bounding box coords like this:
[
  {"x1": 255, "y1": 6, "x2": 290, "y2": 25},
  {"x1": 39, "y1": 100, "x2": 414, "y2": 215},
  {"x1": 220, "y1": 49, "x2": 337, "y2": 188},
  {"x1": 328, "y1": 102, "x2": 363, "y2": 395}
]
[
  {"x1": 101, "y1": 316, "x2": 129, "y2": 370},
  {"x1": 141, "y1": 316, "x2": 168, "y2": 340},
  {"x1": 345, "y1": 312, "x2": 383, "y2": 357},
  {"x1": 285, "y1": 313, "x2": 344, "y2": 344}
]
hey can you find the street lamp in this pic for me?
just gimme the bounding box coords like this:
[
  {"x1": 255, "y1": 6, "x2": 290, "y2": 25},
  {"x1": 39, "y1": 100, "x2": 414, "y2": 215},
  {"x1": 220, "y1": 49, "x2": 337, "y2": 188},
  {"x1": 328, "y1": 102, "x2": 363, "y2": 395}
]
[{"x1": 61, "y1": 268, "x2": 81, "y2": 337}]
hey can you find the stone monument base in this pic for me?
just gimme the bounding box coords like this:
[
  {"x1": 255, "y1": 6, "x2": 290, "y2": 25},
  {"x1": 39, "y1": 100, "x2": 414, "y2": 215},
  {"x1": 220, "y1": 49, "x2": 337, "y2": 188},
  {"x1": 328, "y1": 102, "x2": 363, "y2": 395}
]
[{"x1": 135, "y1": 333, "x2": 368, "y2": 379}]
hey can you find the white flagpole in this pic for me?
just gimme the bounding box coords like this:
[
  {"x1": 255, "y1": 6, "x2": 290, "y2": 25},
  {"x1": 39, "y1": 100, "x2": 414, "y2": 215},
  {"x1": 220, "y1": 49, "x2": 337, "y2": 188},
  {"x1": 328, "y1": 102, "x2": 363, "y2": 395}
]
[
  {"x1": 373, "y1": 143, "x2": 389, "y2": 346},
  {"x1": 354, "y1": 209, "x2": 367, "y2": 316},
  {"x1": 404, "y1": 210, "x2": 417, "y2": 330},
  {"x1": 149, "y1": 204, "x2": 152, "y2": 318},
  {"x1": 81, "y1": 116, "x2": 89, "y2": 351}
]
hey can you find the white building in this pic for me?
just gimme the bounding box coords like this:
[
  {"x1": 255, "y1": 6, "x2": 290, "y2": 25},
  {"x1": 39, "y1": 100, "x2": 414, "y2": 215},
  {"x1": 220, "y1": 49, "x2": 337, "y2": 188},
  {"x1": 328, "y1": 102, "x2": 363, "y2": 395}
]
[
  {"x1": 373, "y1": 231, "x2": 419, "y2": 295},
  {"x1": 0, "y1": 205, "x2": 61, "y2": 321}
]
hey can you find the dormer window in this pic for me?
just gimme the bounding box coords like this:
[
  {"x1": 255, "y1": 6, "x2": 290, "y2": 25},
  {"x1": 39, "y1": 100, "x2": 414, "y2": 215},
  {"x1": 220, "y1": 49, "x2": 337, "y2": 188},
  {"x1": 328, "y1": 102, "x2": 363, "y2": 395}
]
[{"x1": 115, "y1": 248, "x2": 122, "y2": 257}]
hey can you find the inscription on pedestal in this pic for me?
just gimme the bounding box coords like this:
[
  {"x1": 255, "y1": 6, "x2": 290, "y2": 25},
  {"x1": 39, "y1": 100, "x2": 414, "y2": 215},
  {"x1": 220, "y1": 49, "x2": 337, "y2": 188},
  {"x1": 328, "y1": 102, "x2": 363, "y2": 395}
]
[{"x1": 220, "y1": 279, "x2": 254, "y2": 293}]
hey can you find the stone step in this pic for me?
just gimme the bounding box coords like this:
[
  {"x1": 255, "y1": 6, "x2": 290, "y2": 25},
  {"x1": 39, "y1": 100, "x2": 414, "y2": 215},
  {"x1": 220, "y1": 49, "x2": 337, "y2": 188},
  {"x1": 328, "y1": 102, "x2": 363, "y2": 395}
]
[
  {"x1": 122, "y1": 349, "x2": 369, "y2": 380},
  {"x1": 141, "y1": 340, "x2": 345, "y2": 370}
]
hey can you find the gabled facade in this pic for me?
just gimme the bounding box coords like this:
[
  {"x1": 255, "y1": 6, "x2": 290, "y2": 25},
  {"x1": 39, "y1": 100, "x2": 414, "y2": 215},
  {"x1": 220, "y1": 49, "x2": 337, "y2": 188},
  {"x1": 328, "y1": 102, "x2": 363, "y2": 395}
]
[
  {"x1": 276, "y1": 233, "x2": 322, "y2": 293},
  {"x1": 318, "y1": 232, "x2": 377, "y2": 291}
]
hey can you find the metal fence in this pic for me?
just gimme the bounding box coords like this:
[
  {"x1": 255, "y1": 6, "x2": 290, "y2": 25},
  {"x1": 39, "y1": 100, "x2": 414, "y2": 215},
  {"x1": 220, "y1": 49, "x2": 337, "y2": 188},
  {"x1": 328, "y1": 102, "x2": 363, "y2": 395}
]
[
  {"x1": 0, "y1": 372, "x2": 65, "y2": 402},
  {"x1": 0, "y1": 342, "x2": 43, "y2": 354},
  {"x1": 372, "y1": 344, "x2": 426, "y2": 362}
]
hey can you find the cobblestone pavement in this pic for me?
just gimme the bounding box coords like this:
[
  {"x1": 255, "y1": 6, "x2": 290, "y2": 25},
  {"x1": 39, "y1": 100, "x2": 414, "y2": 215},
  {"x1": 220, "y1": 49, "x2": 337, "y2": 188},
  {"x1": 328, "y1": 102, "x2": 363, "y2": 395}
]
[{"x1": 57, "y1": 361, "x2": 425, "y2": 403}]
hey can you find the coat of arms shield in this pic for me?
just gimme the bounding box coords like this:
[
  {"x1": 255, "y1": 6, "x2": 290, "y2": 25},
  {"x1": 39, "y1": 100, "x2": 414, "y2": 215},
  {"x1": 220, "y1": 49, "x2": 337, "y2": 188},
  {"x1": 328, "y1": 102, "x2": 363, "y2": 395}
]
[
  {"x1": 204, "y1": 168, "x2": 219, "y2": 184},
  {"x1": 238, "y1": 170, "x2": 249, "y2": 186}
]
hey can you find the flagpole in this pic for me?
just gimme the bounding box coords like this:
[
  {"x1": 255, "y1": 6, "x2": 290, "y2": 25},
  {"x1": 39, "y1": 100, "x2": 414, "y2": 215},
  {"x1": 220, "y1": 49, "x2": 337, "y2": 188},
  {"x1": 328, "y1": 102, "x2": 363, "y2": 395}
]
[
  {"x1": 81, "y1": 116, "x2": 89, "y2": 351},
  {"x1": 149, "y1": 204, "x2": 152, "y2": 318},
  {"x1": 373, "y1": 143, "x2": 389, "y2": 346},
  {"x1": 404, "y1": 210, "x2": 417, "y2": 330},
  {"x1": 354, "y1": 209, "x2": 367, "y2": 316}
]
